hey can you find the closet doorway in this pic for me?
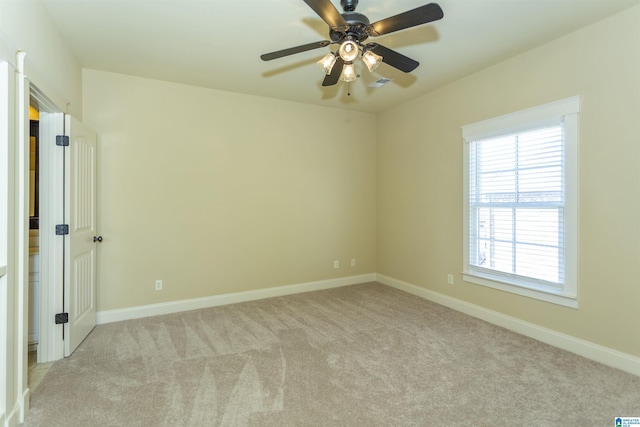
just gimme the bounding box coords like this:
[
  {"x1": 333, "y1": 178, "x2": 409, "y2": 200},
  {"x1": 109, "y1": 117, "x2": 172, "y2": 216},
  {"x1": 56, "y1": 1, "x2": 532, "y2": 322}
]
[
  {"x1": 28, "y1": 85, "x2": 65, "y2": 367},
  {"x1": 27, "y1": 84, "x2": 98, "y2": 367}
]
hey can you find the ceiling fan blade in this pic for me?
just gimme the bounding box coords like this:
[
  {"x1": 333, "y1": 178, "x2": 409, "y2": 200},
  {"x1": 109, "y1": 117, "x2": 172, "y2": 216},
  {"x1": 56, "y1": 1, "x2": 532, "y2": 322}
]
[
  {"x1": 261, "y1": 41, "x2": 331, "y2": 61},
  {"x1": 303, "y1": 0, "x2": 348, "y2": 30},
  {"x1": 368, "y1": 44, "x2": 419, "y2": 73},
  {"x1": 367, "y1": 3, "x2": 444, "y2": 37},
  {"x1": 322, "y1": 57, "x2": 344, "y2": 86}
]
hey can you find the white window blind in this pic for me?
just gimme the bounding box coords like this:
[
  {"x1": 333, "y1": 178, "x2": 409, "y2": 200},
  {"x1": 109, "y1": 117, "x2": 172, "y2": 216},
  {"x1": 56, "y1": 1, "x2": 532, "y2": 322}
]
[
  {"x1": 468, "y1": 124, "x2": 564, "y2": 287},
  {"x1": 462, "y1": 96, "x2": 579, "y2": 307}
]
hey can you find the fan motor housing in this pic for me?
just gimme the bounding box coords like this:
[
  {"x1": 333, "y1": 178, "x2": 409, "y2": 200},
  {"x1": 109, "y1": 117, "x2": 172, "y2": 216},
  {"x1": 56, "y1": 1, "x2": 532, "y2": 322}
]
[{"x1": 329, "y1": 12, "x2": 370, "y2": 43}]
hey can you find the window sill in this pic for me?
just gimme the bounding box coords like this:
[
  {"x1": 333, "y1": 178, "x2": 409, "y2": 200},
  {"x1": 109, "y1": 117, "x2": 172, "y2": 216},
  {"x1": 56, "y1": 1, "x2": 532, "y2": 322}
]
[{"x1": 462, "y1": 271, "x2": 578, "y2": 309}]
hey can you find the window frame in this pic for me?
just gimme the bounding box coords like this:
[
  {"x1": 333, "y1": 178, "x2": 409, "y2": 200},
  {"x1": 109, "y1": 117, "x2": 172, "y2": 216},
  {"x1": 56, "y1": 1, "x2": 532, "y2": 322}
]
[{"x1": 461, "y1": 96, "x2": 580, "y2": 308}]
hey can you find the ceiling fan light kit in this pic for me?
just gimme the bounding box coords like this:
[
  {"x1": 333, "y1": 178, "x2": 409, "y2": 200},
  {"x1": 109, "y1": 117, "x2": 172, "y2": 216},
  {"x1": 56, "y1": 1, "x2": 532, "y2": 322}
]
[
  {"x1": 317, "y1": 52, "x2": 338, "y2": 75},
  {"x1": 362, "y1": 49, "x2": 382, "y2": 72},
  {"x1": 340, "y1": 62, "x2": 357, "y2": 82},
  {"x1": 338, "y1": 39, "x2": 359, "y2": 62},
  {"x1": 261, "y1": 0, "x2": 444, "y2": 89}
]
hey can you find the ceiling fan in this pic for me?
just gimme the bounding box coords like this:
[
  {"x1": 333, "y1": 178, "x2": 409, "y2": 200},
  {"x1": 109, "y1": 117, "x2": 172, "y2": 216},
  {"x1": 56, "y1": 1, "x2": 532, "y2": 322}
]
[{"x1": 260, "y1": 0, "x2": 444, "y2": 87}]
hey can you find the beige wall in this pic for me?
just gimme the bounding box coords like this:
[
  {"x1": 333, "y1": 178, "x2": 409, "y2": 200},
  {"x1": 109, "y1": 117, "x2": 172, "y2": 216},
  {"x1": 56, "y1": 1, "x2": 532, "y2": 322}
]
[
  {"x1": 377, "y1": 6, "x2": 640, "y2": 357},
  {"x1": 0, "y1": 0, "x2": 82, "y2": 117},
  {"x1": 82, "y1": 69, "x2": 377, "y2": 312}
]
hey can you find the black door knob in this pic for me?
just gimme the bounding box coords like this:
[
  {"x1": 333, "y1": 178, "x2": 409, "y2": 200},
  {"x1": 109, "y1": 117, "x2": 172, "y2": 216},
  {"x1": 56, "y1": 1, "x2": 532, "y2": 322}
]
[{"x1": 93, "y1": 236, "x2": 103, "y2": 243}]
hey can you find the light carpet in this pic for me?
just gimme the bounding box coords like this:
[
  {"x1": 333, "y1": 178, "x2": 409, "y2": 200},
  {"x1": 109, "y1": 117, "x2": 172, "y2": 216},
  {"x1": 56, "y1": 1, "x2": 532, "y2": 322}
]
[{"x1": 24, "y1": 282, "x2": 640, "y2": 426}]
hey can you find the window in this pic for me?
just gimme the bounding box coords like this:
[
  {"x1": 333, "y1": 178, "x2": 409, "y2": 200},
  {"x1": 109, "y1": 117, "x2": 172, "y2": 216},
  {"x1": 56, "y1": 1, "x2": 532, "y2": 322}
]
[{"x1": 462, "y1": 97, "x2": 579, "y2": 307}]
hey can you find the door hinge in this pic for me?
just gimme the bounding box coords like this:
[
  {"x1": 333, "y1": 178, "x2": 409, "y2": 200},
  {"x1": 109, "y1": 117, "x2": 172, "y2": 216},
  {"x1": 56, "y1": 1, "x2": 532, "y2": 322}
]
[
  {"x1": 55, "y1": 224, "x2": 69, "y2": 235},
  {"x1": 56, "y1": 135, "x2": 69, "y2": 146},
  {"x1": 55, "y1": 313, "x2": 69, "y2": 324}
]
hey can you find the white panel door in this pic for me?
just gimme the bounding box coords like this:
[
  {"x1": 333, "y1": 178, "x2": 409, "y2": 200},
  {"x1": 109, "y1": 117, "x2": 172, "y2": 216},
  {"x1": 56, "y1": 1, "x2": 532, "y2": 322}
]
[{"x1": 64, "y1": 116, "x2": 97, "y2": 357}]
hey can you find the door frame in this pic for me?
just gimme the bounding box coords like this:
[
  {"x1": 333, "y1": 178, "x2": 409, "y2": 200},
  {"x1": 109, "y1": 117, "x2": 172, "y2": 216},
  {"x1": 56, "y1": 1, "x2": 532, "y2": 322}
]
[
  {"x1": 34, "y1": 101, "x2": 65, "y2": 363},
  {"x1": 15, "y1": 51, "x2": 30, "y2": 424},
  {"x1": 0, "y1": 57, "x2": 17, "y2": 427}
]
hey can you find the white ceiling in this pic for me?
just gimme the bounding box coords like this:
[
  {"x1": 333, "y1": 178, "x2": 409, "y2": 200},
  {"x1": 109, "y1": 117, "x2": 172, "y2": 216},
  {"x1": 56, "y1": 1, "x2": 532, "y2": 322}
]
[{"x1": 41, "y1": 0, "x2": 639, "y2": 114}]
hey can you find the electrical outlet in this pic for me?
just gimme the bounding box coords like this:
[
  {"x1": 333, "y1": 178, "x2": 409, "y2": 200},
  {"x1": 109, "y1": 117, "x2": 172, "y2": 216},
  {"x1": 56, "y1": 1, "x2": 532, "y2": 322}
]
[
  {"x1": 155, "y1": 280, "x2": 163, "y2": 291},
  {"x1": 447, "y1": 274, "x2": 454, "y2": 285},
  {"x1": 351, "y1": 258, "x2": 356, "y2": 267},
  {"x1": 333, "y1": 260, "x2": 339, "y2": 269}
]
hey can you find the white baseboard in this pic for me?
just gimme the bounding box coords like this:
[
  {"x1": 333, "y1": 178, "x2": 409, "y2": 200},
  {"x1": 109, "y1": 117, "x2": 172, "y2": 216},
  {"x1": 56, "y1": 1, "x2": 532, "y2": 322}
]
[
  {"x1": 377, "y1": 274, "x2": 640, "y2": 377},
  {"x1": 19, "y1": 388, "x2": 28, "y2": 425},
  {"x1": 97, "y1": 273, "x2": 377, "y2": 325},
  {"x1": 4, "y1": 389, "x2": 26, "y2": 427}
]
